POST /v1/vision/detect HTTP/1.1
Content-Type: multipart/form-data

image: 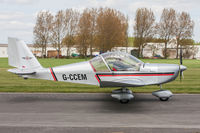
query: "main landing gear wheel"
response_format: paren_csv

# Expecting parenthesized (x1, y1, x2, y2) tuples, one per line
(120, 99, 130, 104)
(159, 97, 169, 101)
(111, 88, 134, 104)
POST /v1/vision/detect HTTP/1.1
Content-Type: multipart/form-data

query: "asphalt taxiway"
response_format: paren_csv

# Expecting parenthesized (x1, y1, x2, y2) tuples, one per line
(0, 93, 199, 133)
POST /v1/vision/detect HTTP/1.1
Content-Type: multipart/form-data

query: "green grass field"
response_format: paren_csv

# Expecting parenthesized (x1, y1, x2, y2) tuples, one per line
(0, 58, 200, 93)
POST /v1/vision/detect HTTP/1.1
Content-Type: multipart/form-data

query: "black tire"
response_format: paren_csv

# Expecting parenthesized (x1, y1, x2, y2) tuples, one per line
(159, 97, 169, 101)
(120, 99, 130, 104)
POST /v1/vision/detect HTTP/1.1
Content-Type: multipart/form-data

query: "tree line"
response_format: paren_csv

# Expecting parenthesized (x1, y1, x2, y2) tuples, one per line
(33, 8, 128, 58)
(134, 8, 194, 58)
(33, 7, 194, 58)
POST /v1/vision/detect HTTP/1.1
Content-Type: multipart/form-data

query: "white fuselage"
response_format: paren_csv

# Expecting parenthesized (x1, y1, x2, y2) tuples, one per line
(29, 61, 180, 88)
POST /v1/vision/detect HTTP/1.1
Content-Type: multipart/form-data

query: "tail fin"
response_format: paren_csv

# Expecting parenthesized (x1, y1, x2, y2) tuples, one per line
(8, 37, 42, 71)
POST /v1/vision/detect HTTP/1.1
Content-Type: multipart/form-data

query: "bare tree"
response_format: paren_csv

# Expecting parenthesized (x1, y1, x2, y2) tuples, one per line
(175, 12, 194, 58)
(77, 9, 90, 57)
(77, 8, 97, 57)
(33, 11, 53, 57)
(96, 8, 127, 52)
(133, 8, 155, 58)
(88, 8, 98, 57)
(62, 9, 80, 57)
(157, 8, 176, 58)
(51, 10, 66, 58)
(123, 15, 129, 52)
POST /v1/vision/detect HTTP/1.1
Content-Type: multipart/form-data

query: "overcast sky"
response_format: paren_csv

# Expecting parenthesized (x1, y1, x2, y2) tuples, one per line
(0, 0, 199, 44)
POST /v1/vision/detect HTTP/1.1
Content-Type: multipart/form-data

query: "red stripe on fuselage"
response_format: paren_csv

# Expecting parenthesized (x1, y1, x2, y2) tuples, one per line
(95, 75, 100, 84)
(98, 73, 174, 77)
(89, 61, 96, 72)
(90, 62, 100, 84)
(50, 68, 57, 81)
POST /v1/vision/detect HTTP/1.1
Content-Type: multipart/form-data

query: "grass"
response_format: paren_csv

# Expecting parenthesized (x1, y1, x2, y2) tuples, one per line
(0, 58, 200, 93)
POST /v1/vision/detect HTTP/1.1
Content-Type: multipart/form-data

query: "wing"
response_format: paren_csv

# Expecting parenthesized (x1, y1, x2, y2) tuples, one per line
(98, 77, 145, 87)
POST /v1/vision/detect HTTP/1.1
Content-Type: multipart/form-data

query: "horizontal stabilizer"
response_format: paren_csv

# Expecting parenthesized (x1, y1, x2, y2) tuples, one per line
(8, 68, 36, 75)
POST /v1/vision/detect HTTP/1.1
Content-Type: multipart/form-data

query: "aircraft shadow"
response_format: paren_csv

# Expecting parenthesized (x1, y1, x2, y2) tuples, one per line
(6, 93, 164, 113)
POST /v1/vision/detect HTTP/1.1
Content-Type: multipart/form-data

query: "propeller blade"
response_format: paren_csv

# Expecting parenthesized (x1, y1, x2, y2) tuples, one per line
(179, 45, 183, 82)
(180, 45, 183, 65)
(179, 65, 186, 82)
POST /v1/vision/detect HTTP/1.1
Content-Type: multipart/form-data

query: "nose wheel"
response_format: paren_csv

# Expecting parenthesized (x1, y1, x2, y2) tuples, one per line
(152, 85, 173, 101)
(120, 99, 130, 104)
(152, 89, 173, 101)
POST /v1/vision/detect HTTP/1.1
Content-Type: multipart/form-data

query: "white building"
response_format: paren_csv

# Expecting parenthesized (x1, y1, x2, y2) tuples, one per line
(0, 43, 200, 59)
(0, 44, 79, 58)
(112, 43, 200, 59)
(0, 44, 8, 57)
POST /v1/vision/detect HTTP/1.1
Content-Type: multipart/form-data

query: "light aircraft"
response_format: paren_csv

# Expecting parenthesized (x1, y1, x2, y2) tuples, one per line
(7, 38, 187, 103)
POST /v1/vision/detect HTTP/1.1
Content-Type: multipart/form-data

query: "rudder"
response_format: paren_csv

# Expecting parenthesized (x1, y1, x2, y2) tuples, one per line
(8, 37, 42, 70)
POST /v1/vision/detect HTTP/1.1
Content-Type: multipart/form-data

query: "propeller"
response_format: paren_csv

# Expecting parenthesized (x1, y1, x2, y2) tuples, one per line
(180, 45, 183, 81)
(179, 45, 187, 82)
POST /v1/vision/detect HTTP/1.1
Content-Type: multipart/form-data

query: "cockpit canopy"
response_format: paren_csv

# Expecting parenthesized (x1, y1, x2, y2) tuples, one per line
(90, 52, 143, 72)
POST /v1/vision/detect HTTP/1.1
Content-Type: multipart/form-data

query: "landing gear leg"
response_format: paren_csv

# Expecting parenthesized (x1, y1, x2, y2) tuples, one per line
(152, 85, 173, 101)
(111, 88, 134, 104)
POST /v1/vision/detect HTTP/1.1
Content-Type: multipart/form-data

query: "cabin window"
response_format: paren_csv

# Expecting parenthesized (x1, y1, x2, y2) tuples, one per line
(90, 56, 110, 72)
(102, 52, 143, 71)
